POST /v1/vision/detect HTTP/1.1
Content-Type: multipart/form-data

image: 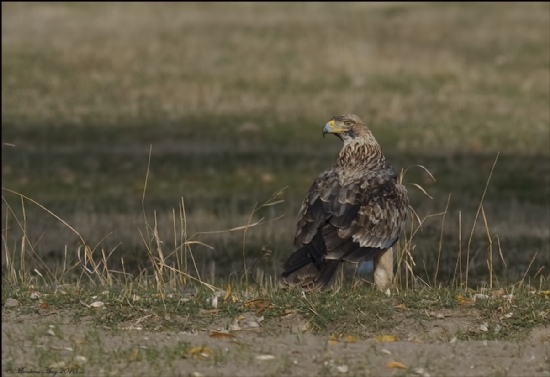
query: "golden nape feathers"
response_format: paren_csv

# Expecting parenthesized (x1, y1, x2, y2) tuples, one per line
(278, 114, 409, 295)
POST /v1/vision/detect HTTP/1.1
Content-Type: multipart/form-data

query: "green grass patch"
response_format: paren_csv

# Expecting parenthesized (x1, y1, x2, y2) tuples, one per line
(3, 284, 548, 341)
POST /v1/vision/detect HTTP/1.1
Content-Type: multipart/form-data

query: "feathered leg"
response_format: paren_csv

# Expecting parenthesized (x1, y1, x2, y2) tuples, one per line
(374, 247, 393, 296)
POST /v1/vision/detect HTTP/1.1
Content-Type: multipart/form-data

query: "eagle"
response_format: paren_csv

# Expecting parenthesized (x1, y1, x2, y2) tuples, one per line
(277, 114, 409, 295)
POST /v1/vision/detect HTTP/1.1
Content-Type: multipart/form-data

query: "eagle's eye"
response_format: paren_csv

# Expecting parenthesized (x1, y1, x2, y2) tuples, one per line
(344, 121, 352, 127)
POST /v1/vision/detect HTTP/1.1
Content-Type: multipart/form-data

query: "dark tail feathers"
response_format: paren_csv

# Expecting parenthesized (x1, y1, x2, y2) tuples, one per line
(277, 247, 340, 291)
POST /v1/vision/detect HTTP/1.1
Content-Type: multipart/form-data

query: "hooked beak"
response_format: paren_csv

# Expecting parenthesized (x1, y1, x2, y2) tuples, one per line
(322, 119, 335, 138)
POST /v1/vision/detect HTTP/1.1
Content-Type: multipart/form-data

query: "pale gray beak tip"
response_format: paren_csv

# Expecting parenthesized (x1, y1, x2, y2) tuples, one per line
(322, 122, 333, 137)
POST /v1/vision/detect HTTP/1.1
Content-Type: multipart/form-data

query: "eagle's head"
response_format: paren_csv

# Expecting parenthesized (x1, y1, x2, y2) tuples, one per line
(322, 114, 369, 141)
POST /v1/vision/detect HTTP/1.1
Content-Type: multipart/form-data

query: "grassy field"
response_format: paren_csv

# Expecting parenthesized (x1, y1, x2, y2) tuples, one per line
(2, 2, 549, 289)
(2, 3, 549, 376)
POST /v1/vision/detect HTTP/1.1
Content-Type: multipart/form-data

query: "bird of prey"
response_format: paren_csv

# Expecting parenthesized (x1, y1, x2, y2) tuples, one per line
(277, 114, 409, 295)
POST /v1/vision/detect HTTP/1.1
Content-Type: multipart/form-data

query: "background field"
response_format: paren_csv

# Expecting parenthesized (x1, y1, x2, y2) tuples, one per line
(2, 2, 549, 288)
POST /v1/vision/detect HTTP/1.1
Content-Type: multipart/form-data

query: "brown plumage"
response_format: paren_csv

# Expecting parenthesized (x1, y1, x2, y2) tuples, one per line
(277, 114, 409, 294)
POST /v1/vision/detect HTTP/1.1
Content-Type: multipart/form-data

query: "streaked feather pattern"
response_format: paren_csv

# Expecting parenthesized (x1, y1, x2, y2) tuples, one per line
(278, 114, 409, 291)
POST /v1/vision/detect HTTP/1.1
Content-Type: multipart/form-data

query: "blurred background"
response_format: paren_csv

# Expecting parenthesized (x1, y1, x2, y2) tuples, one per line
(2, 2, 549, 287)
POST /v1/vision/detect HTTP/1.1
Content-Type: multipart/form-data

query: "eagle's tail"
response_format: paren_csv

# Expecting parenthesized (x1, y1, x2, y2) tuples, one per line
(277, 247, 340, 291)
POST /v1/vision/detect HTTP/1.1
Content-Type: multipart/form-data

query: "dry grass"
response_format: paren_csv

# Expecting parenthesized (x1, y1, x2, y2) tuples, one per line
(2, 153, 548, 294)
(2, 148, 549, 289)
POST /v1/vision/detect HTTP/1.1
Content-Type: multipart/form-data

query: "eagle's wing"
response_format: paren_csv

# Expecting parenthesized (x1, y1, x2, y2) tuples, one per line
(280, 166, 408, 289)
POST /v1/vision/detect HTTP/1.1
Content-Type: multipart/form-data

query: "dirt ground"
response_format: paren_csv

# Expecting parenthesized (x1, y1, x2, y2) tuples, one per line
(2, 306, 549, 377)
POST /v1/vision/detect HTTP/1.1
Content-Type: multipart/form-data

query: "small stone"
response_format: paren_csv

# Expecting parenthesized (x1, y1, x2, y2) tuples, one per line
(336, 364, 349, 373)
(412, 367, 426, 375)
(4, 298, 20, 307)
(30, 292, 41, 300)
(74, 355, 87, 364)
(473, 294, 489, 301)
(256, 354, 275, 361)
(229, 324, 242, 331)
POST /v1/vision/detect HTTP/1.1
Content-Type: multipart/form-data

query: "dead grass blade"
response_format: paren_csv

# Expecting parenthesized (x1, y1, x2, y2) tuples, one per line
(481, 205, 493, 288)
(434, 194, 451, 287)
(519, 252, 538, 287)
(494, 235, 506, 268)
(2, 188, 86, 246)
(408, 183, 434, 200)
(194, 219, 266, 235)
(453, 211, 463, 288)
(160, 263, 218, 292)
(466, 152, 499, 287)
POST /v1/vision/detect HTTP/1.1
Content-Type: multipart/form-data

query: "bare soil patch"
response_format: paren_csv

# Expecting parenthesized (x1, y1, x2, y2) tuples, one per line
(3, 306, 549, 377)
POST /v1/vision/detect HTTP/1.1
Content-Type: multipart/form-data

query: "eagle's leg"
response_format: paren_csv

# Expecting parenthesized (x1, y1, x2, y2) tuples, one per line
(374, 247, 393, 296)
